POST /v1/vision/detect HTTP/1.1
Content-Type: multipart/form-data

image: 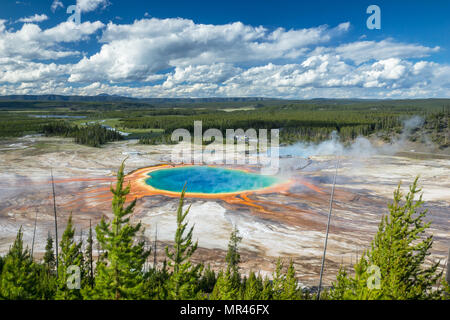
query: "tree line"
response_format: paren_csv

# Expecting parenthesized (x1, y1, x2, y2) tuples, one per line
(1, 102, 448, 147)
(41, 122, 123, 147)
(119, 108, 404, 144)
(0, 162, 448, 300)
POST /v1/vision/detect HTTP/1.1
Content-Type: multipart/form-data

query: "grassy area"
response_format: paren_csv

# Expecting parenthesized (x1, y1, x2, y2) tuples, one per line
(221, 106, 256, 112)
(120, 128, 164, 133)
(72, 118, 164, 134)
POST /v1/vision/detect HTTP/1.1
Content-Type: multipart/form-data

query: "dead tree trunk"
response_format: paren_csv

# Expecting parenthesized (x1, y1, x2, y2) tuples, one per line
(317, 156, 339, 300)
(89, 219, 94, 288)
(446, 247, 450, 283)
(31, 209, 38, 259)
(51, 169, 59, 277)
(153, 224, 158, 269)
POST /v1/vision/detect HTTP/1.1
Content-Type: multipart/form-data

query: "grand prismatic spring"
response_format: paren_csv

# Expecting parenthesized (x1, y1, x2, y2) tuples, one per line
(145, 166, 283, 195)
(123, 164, 295, 208)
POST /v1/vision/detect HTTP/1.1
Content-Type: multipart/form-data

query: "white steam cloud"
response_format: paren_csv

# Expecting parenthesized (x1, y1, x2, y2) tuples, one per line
(276, 115, 427, 160)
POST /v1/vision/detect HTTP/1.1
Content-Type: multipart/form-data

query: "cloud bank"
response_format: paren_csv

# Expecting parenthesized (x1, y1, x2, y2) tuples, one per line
(1, 14, 449, 99)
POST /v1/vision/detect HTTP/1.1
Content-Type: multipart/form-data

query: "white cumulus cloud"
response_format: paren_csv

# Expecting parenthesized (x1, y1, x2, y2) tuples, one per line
(17, 14, 48, 23)
(0, 15, 449, 99)
(77, 0, 110, 12)
(69, 18, 350, 83)
(335, 39, 440, 64)
(51, 0, 64, 12)
(0, 20, 104, 61)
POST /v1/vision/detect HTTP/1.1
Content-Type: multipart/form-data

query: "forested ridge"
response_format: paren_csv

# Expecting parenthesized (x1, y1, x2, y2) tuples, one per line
(0, 99, 448, 148)
(0, 162, 448, 300)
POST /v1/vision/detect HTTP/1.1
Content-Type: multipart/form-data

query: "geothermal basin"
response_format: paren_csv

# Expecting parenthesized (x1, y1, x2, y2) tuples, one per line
(0, 135, 448, 286)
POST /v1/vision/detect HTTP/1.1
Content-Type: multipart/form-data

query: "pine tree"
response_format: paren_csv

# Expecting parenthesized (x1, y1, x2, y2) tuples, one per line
(78, 229, 86, 285)
(0, 227, 38, 300)
(84, 220, 94, 289)
(0, 255, 4, 275)
(43, 232, 55, 273)
(267, 259, 302, 300)
(210, 269, 239, 300)
(165, 186, 202, 299)
(261, 276, 273, 300)
(329, 177, 447, 300)
(88, 160, 150, 300)
(280, 260, 301, 300)
(37, 232, 58, 299)
(146, 259, 170, 300)
(226, 227, 242, 271)
(198, 264, 217, 293)
(225, 226, 242, 288)
(55, 214, 83, 300)
(238, 275, 247, 298)
(242, 271, 263, 300)
(143, 263, 170, 300)
(271, 258, 285, 300)
(35, 263, 57, 300)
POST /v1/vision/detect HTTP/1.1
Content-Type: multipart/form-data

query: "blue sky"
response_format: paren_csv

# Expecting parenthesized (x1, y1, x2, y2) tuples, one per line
(1, 0, 449, 98)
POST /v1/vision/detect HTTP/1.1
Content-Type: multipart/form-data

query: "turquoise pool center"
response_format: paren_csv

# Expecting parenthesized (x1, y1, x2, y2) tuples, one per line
(145, 166, 281, 194)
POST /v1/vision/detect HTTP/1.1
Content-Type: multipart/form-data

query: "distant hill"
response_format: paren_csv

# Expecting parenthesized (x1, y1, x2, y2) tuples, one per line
(1, 95, 449, 104)
(0, 95, 273, 103)
(0, 94, 135, 102)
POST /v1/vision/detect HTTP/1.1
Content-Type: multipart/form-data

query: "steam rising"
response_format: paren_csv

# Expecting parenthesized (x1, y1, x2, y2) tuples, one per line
(402, 115, 424, 133)
(276, 116, 427, 159)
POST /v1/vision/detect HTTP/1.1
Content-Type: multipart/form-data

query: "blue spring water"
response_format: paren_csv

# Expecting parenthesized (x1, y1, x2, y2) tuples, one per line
(145, 166, 281, 194)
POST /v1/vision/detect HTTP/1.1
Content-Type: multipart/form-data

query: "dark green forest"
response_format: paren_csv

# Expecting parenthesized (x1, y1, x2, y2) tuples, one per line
(41, 122, 123, 147)
(0, 162, 448, 300)
(0, 98, 448, 148)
